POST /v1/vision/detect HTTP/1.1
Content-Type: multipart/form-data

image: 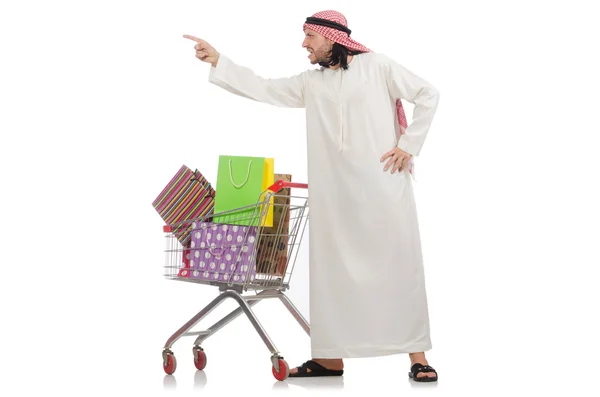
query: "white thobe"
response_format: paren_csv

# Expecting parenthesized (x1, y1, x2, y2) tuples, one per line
(208, 52, 440, 358)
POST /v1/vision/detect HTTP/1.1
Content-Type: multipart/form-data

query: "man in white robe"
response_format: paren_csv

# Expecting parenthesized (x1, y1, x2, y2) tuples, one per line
(184, 9, 440, 381)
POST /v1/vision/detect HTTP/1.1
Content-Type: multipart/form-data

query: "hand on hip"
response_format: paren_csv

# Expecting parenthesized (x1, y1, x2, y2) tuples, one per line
(381, 147, 412, 174)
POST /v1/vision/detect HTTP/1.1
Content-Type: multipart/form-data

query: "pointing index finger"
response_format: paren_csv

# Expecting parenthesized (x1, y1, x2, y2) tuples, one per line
(183, 34, 204, 44)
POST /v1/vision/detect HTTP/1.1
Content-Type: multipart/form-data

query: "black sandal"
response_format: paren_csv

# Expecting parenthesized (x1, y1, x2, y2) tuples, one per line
(409, 363, 438, 382)
(288, 360, 344, 378)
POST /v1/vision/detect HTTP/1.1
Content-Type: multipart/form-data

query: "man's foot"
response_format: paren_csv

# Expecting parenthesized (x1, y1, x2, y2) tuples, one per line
(408, 352, 437, 381)
(289, 358, 344, 377)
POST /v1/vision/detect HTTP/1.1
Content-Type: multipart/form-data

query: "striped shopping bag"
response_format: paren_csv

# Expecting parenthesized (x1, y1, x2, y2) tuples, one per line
(152, 165, 215, 247)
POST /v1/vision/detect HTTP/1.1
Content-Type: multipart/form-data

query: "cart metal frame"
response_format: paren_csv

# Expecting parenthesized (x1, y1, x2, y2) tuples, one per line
(160, 180, 310, 380)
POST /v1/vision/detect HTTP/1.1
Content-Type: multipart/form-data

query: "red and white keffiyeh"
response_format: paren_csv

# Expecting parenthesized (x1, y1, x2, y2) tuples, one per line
(303, 10, 371, 53)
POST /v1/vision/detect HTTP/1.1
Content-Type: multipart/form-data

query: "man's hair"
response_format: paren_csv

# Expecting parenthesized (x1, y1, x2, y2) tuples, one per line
(320, 43, 366, 70)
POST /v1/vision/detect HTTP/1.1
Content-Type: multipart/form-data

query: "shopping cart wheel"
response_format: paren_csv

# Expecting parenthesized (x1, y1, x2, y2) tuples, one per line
(193, 347, 207, 371)
(163, 351, 177, 375)
(272, 358, 290, 381)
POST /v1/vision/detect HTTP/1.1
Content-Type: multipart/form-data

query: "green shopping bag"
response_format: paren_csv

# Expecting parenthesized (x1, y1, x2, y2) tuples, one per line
(212, 155, 274, 227)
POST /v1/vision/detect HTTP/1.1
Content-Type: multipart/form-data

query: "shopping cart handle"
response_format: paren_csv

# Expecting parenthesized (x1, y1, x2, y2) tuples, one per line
(163, 225, 172, 232)
(268, 180, 308, 193)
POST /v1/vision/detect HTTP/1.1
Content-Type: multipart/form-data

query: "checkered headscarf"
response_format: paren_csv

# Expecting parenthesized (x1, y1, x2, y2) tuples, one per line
(303, 10, 409, 136)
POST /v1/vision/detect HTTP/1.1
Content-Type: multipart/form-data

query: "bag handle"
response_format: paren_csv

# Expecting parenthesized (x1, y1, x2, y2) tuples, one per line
(229, 159, 253, 189)
(208, 246, 223, 258)
(190, 169, 215, 198)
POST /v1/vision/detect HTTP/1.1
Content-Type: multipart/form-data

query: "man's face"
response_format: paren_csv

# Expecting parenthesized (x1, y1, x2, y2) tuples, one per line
(302, 29, 333, 64)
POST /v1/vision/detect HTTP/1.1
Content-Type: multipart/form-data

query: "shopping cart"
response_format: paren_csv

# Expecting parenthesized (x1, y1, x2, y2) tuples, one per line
(161, 180, 310, 381)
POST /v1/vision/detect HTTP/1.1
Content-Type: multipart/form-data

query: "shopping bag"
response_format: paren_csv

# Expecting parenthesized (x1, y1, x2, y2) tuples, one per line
(179, 221, 258, 283)
(256, 174, 292, 276)
(262, 157, 275, 226)
(152, 165, 215, 247)
(178, 248, 192, 278)
(212, 155, 274, 227)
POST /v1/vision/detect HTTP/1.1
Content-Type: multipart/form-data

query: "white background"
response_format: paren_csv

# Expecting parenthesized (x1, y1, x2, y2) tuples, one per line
(1, 0, 599, 396)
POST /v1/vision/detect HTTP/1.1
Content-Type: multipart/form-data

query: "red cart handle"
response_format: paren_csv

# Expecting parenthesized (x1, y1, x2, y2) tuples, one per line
(267, 180, 308, 193)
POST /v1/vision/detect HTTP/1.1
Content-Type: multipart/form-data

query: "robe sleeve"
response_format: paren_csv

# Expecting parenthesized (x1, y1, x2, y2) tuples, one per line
(381, 54, 440, 156)
(208, 55, 306, 108)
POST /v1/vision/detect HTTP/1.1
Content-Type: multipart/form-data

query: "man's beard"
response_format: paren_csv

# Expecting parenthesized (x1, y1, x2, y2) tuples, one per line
(309, 47, 331, 65)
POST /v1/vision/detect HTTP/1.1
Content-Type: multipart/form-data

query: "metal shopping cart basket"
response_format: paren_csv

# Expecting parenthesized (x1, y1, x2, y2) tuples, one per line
(161, 180, 310, 381)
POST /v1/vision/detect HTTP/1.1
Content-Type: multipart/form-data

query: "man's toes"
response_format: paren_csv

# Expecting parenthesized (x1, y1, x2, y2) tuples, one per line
(416, 371, 435, 378)
(290, 367, 311, 375)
